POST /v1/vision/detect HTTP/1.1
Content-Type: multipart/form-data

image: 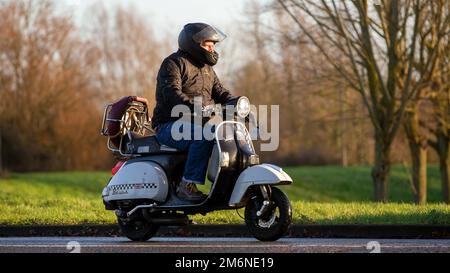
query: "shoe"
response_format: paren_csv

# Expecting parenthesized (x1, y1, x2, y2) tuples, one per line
(177, 180, 206, 201)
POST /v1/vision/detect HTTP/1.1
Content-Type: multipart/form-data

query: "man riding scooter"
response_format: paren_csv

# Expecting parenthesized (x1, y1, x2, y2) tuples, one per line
(101, 24, 293, 241)
(151, 23, 234, 201)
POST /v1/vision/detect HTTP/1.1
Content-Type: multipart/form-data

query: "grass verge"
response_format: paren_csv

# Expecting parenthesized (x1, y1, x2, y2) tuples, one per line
(0, 168, 448, 225)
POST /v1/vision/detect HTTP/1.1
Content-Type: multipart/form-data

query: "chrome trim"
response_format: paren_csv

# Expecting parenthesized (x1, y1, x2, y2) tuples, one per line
(256, 200, 271, 217)
(220, 152, 230, 167)
(100, 104, 113, 136)
(127, 203, 157, 217)
(160, 145, 178, 152)
(106, 130, 136, 157)
(249, 154, 260, 165)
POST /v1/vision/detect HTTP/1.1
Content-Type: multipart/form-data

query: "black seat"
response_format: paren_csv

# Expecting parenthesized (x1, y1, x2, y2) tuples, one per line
(125, 131, 185, 155)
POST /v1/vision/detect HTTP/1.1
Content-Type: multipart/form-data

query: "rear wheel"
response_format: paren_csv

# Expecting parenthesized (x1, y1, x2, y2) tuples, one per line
(117, 217, 159, 241)
(245, 187, 292, 241)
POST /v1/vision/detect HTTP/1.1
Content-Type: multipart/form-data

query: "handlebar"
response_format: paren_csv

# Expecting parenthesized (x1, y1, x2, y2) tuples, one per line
(201, 104, 224, 117)
(184, 103, 254, 125)
(202, 104, 255, 124)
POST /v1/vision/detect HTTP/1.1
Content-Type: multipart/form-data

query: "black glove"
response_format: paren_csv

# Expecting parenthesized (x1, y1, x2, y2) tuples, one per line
(225, 96, 240, 105)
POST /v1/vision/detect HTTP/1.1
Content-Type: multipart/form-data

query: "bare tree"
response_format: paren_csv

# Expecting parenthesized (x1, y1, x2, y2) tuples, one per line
(427, 17, 450, 203)
(87, 3, 162, 108)
(0, 0, 170, 171)
(0, 0, 98, 170)
(237, 0, 373, 166)
(401, 1, 450, 204)
(277, 0, 449, 202)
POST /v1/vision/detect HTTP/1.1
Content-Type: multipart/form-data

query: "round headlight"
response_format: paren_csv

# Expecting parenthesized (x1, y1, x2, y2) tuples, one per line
(236, 96, 251, 118)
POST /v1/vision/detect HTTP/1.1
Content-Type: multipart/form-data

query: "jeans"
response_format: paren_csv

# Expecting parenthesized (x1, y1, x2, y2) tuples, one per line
(155, 121, 215, 184)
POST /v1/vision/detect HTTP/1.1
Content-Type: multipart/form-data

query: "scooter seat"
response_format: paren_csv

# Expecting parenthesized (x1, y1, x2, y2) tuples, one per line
(126, 131, 184, 155)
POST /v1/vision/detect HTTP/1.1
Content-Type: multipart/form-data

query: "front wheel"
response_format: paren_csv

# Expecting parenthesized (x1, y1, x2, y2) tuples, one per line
(117, 217, 159, 241)
(244, 187, 292, 241)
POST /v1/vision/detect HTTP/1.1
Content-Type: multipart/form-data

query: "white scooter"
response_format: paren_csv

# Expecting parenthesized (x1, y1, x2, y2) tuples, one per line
(100, 96, 293, 241)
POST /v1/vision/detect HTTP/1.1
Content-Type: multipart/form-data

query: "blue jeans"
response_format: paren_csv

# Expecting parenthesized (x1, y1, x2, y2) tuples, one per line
(155, 121, 215, 184)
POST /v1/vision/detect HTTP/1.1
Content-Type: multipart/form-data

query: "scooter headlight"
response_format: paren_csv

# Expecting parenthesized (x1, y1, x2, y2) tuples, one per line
(236, 96, 250, 118)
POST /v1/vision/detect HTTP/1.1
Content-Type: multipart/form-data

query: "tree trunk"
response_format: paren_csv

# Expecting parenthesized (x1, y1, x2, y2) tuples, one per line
(440, 156, 450, 204)
(404, 109, 428, 205)
(409, 141, 427, 204)
(339, 85, 348, 167)
(371, 136, 391, 203)
(437, 132, 450, 203)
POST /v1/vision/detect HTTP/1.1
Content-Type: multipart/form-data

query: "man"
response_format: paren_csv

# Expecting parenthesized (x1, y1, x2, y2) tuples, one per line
(151, 23, 234, 201)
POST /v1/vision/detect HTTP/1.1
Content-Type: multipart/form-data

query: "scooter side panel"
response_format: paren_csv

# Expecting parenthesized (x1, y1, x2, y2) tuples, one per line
(102, 161, 169, 202)
(228, 164, 293, 206)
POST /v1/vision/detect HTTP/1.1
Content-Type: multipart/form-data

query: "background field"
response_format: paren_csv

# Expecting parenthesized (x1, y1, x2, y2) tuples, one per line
(1, 166, 449, 225)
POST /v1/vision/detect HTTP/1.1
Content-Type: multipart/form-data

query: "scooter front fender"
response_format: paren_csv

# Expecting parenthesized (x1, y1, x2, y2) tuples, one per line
(228, 164, 292, 207)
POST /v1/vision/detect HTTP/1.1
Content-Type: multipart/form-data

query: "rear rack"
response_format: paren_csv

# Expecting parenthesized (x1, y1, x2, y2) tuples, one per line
(100, 96, 154, 157)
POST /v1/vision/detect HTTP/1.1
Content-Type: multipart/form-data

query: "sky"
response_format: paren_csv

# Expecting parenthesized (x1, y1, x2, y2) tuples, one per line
(60, 0, 255, 78)
(62, 0, 248, 40)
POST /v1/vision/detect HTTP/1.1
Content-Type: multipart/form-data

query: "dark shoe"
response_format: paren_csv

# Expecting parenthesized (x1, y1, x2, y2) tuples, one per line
(177, 181, 206, 201)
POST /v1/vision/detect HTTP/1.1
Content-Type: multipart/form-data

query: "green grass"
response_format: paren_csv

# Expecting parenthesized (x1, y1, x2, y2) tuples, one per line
(0, 166, 449, 226)
(281, 165, 444, 203)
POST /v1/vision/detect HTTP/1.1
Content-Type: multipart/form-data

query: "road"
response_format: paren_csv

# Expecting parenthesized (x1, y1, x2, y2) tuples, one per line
(0, 237, 449, 253)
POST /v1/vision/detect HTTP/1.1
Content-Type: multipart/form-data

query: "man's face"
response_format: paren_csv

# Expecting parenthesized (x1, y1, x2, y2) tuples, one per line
(200, 41, 216, 52)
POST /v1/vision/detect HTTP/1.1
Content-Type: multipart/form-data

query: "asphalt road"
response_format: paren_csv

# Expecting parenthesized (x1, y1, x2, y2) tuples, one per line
(0, 237, 449, 253)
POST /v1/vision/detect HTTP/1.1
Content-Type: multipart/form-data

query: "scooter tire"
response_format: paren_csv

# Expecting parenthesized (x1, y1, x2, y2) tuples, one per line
(244, 187, 292, 241)
(117, 218, 160, 242)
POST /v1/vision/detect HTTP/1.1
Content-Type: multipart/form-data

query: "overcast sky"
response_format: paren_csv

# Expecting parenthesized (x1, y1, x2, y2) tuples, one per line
(62, 0, 247, 40)
(59, 0, 273, 81)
